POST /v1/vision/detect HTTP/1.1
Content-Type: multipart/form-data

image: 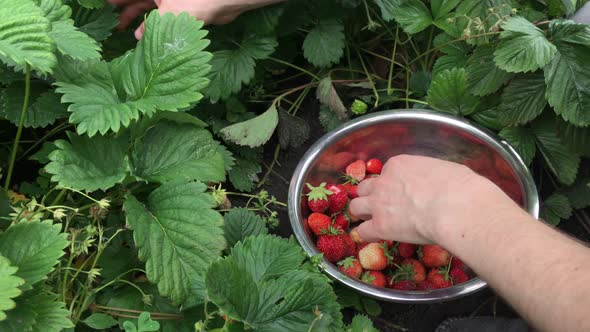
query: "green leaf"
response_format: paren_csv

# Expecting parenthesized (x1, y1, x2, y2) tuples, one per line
(466, 45, 513, 96)
(427, 68, 479, 115)
(50, 20, 101, 60)
(228, 157, 262, 192)
(0, 0, 56, 74)
(73, 4, 118, 41)
(317, 77, 349, 121)
(556, 119, 590, 156)
(55, 11, 212, 136)
(277, 109, 310, 149)
(561, 178, 590, 209)
(498, 73, 547, 126)
(1, 83, 68, 128)
(29, 293, 73, 332)
(499, 127, 537, 166)
(303, 19, 345, 67)
(360, 298, 382, 317)
(432, 53, 468, 78)
(544, 20, 590, 126)
(0, 255, 24, 321)
(319, 105, 345, 132)
(220, 105, 279, 148)
(433, 33, 470, 56)
(469, 96, 503, 130)
(205, 235, 343, 331)
(123, 312, 160, 332)
(372, 0, 398, 21)
(77, 0, 104, 9)
(207, 35, 277, 102)
(0, 190, 10, 218)
(540, 194, 572, 225)
(347, 315, 379, 332)
(494, 16, 557, 73)
(82, 313, 118, 329)
(392, 0, 433, 34)
(34, 0, 71, 22)
(532, 118, 580, 185)
(224, 208, 269, 248)
(0, 221, 68, 291)
(30, 142, 57, 164)
(131, 121, 225, 184)
(45, 131, 129, 191)
(124, 181, 226, 306)
(431, 0, 461, 18)
(455, 0, 512, 43)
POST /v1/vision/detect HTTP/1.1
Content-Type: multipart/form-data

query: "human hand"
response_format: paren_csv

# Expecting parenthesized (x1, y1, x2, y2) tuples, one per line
(349, 155, 517, 244)
(109, 0, 251, 39)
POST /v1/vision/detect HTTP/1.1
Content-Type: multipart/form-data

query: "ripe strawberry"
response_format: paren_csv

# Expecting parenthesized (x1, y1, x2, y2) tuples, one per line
(392, 280, 417, 291)
(398, 243, 416, 258)
(326, 184, 348, 213)
(419, 245, 451, 268)
(341, 232, 356, 257)
(338, 257, 362, 279)
(417, 280, 436, 290)
(366, 158, 383, 174)
(307, 213, 331, 236)
(450, 267, 469, 285)
(345, 160, 366, 183)
(316, 231, 346, 263)
(306, 183, 332, 213)
(358, 242, 388, 271)
(379, 240, 395, 248)
(450, 256, 464, 270)
(361, 270, 386, 287)
(398, 259, 426, 283)
(333, 213, 349, 232)
(342, 183, 359, 199)
(427, 269, 453, 289)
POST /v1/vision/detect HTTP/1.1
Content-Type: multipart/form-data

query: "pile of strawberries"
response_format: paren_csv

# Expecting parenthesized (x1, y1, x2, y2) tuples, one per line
(305, 158, 471, 290)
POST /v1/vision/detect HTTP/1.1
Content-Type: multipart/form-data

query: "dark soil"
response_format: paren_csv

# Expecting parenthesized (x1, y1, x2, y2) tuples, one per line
(260, 101, 589, 332)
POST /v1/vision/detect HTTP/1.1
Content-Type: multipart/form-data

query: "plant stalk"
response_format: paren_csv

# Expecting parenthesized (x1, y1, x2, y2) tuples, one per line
(4, 64, 31, 191)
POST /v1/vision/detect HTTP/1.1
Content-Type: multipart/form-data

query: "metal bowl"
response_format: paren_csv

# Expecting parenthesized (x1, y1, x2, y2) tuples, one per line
(288, 110, 539, 303)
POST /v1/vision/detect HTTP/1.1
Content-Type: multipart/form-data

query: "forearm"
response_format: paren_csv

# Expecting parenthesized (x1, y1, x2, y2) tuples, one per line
(433, 181, 590, 332)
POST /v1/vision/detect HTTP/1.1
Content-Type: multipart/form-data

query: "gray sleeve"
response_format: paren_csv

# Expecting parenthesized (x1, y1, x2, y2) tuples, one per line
(572, 2, 590, 23)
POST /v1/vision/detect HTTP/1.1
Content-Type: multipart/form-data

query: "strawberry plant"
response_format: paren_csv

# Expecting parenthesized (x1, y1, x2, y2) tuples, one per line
(1, 0, 589, 330)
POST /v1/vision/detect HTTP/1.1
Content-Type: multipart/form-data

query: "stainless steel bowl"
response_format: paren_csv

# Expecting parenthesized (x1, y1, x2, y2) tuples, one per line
(288, 110, 539, 303)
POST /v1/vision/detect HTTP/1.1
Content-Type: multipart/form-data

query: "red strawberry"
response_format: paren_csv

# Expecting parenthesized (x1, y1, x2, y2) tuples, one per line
(392, 280, 417, 291)
(316, 231, 346, 262)
(326, 184, 348, 213)
(346, 160, 366, 183)
(361, 270, 386, 287)
(354, 242, 368, 259)
(427, 269, 453, 289)
(342, 183, 359, 198)
(398, 259, 426, 283)
(450, 267, 469, 285)
(341, 232, 356, 257)
(379, 240, 395, 248)
(333, 213, 349, 232)
(398, 243, 416, 258)
(420, 245, 451, 268)
(306, 183, 332, 213)
(450, 256, 464, 270)
(417, 280, 436, 290)
(338, 257, 362, 279)
(307, 213, 331, 236)
(358, 242, 388, 271)
(366, 158, 383, 174)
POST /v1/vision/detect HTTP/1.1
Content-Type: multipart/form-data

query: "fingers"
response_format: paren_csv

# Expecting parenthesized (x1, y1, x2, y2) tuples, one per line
(134, 22, 145, 39)
(349, 197, 372, 220)
(118, 1, 156, 30)
(357, 177, 376, 197)
(355, 220, 383, 243)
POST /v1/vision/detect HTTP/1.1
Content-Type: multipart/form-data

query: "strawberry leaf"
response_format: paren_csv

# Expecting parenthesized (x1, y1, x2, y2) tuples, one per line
(499, 127, 537, 166)
(72, 4, 118, 41)
(556, 119, 590, 156)
(0, 221, 68, 291)
(540, 194, 572, 225)
(372, 0, 397, 21)
(131, 120, 226, 184)
(277, 109, 310, 149)
(466, 45, 513, 96)
(205, 235, 343, 331)
(223, 208, 268, 247)
(347, 315, 379, 332)
(124, 181, 226, 306)
(0, 0, 56, 74)
(228, 157, 262, 192)
(0, 255, 24, 321)
(0, 291, 72, 332)
(45, 131, 129, 191)
(392, 0, 433, 34)
(1, 84, 68, 128)
(494, 16, 557, 73)
(82, 313, 118, 329)
(498, 73, 547, 126)
(303, 19, 345, 68)
(55, 11, 212, 136)
(220, 104, 279, 148)
(317, 77, 349, 121)
(49, 20, 101, 60)
(427, 68, 479, 115)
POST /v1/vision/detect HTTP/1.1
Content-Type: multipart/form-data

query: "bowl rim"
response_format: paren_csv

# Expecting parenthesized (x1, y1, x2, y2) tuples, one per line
(288, 109, 540, 303)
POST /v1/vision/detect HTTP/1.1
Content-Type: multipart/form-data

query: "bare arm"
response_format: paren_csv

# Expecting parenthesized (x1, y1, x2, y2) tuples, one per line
(350, 155, 590, 332)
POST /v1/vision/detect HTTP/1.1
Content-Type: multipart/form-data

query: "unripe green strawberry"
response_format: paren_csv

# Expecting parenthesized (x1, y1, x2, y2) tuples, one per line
(351, 99, 368, 115)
